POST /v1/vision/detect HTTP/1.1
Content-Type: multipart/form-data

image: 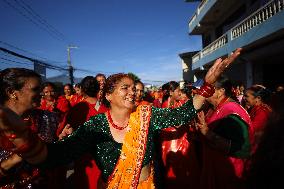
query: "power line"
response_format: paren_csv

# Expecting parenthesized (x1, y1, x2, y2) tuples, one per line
(0, 47, 68, 71)
(0, 41, 65, 64)
(2, 0, 66, 43)
(0, 56, 33, 66)
(14, 0, 68, 42)
(0, 41, 66, 66)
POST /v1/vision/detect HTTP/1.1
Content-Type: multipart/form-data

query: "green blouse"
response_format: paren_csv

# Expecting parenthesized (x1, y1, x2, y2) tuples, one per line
(45, 100, 197, 181)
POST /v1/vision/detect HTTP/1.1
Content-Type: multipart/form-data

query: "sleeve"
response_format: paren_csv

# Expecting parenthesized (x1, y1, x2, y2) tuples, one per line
(42, 118, 109, 167)
(252, 110, 270, 132)
(212, 114, 250, 158)
(150, 100, 197, 131)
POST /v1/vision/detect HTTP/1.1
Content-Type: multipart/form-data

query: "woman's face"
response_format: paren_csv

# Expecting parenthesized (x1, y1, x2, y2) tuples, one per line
(107, 77, 135, 110)
(135, 83, 144, 102)
(96, 76, 106, 90)
(42, 85, 56, 101)
(15, 77, 41, 111)
(74, 86, 82, 95)
(171, 87, 182, 101)
(64, 85, 72, 96)
(206, 87, 223, 107)
(244, 90, 257, 107)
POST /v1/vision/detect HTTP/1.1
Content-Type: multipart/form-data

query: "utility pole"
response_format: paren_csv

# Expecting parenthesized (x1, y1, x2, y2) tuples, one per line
(67, 45, 77, 86)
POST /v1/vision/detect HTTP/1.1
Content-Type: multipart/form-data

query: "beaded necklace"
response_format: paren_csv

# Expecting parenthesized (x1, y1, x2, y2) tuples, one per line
(107, 110, 128, 130)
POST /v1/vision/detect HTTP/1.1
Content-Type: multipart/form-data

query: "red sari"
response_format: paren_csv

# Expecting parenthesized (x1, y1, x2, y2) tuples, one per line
(159, 99, 200, 189)
(0, 110, 64, 189)
(202, 100, 252, 189)
(64, 100, 108, 189)
(69, 94, 84, 107)
(249, 104, 271, 152)
(40, 96, 70, 113)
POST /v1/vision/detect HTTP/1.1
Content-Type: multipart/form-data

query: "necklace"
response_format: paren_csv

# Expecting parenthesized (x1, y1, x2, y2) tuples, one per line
(107, 110, 128, 130)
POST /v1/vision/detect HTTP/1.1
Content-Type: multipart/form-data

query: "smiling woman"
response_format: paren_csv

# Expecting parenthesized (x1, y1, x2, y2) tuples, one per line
(0, 48, 241, 189)
(0, 68, 65, 188)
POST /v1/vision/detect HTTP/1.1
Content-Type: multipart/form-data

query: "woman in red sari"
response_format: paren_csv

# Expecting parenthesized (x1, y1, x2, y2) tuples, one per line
(62, 76, 108, 189)
(197, 76, 253, 189)
(70, 83, 84, 106)
(243, 85, 271, 152)
(63, 84, 74, 102)
(135, 81, 150, 107)
(39, 82, 70, 114)
(158, 81, 200, 188)
(0, 68, 65, 189)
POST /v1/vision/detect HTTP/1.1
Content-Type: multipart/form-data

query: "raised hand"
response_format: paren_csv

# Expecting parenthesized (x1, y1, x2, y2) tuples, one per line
(205, 48, 242, 84)
(58, 124, 73, 140)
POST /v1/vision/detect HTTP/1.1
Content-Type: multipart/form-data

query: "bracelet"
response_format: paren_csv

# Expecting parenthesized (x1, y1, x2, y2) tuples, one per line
(197, 82, 215, 98)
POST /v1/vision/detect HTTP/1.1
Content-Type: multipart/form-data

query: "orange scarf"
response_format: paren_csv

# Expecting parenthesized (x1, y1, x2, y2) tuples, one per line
(107, 105, 154, 189)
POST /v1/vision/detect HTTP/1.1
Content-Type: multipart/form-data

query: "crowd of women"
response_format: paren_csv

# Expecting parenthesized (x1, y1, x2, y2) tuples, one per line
(0, 48, 283, 189)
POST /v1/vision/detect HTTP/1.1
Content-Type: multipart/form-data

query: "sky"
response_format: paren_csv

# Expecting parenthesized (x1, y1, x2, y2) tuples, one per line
(0, 0, 201, 85)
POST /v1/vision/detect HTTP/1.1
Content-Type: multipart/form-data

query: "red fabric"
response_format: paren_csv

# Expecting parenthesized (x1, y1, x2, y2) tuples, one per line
(0, 113, 65, 189)
(64, 100, 108, 189)
(249, 104, 271, 132)
(201, 101, 252, 189)
(69, 94, 84, 106)
(249, 104, 271, 152)
(152, 99, 162, 108)
(159, 99, 200, 188)
(39, 97, 70, 113)
(135, 100, 150, 107)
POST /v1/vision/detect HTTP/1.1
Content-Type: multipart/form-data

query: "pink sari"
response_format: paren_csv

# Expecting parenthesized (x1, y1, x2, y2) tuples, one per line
(201, 101, 252, 189)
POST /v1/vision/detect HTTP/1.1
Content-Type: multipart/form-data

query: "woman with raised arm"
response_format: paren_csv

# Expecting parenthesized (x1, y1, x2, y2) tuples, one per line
(0, 49, 241, 189)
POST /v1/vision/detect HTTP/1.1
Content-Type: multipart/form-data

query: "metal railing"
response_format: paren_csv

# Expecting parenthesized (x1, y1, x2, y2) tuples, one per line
(202, 34, 228, 57)
(197, 0, 208, 14)
(188, 0, 208, 28)
(192, 0, 284, 65)
(192, 52, 201, 63)
(192, 34, 227, 64)
(231, 0, 284, 39)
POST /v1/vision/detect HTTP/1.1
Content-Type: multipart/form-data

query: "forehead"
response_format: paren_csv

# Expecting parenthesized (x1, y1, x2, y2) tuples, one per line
(136, 83, 144, 88)
(43, 85, 54, 91)
(117, 77, 134, 86)
(97, 76, 106, 81)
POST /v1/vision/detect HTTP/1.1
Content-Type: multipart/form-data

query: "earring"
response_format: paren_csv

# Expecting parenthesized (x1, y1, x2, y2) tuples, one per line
(10, 93, 18, 102)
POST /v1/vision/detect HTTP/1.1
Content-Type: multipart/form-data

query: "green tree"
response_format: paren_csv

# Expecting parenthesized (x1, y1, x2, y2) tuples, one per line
(127, 72, 141, 82)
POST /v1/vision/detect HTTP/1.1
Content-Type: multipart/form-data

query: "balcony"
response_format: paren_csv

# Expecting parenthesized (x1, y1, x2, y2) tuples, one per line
(188, 0, 241, 34)
(192, 0, 284, 70)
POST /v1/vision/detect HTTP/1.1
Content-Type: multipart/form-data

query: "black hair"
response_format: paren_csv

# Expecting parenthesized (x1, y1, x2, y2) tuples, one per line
(247, 85, 271, 104)
(80, 76, 100, 97)
(215, 75, 239, 102)
(0, 68, 41, 105)
(162, 81, 179, 103)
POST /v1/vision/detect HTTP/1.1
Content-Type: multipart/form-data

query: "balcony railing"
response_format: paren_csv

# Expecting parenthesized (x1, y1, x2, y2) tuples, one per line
(192, 52, 201, 63)
(197, 0, 208, 14)
(231, 0, 284, 40)
(188, 0, 208, 28)
(192, 0, 284, 65)
(189, 13, 197, 28)
(202, 34, 228, 57)
(192, 34, 227, 64)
